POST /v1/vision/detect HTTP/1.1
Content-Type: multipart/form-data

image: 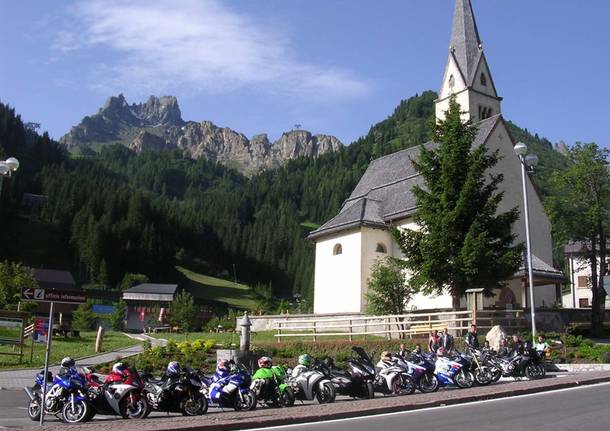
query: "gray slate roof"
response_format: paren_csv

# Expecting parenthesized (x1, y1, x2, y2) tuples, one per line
(32, 269, 77, 290)
(309, 115, 501, 239)
(124, 283, 178, 295)
(450, 0, 482, 85)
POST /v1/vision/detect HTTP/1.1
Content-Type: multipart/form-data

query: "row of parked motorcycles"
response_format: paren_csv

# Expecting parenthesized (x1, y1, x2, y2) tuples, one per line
(24, 344, 546, 424)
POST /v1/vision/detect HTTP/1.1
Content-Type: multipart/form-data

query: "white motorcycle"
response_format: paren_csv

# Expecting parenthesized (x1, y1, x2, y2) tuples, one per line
(288, 365, 336, 404)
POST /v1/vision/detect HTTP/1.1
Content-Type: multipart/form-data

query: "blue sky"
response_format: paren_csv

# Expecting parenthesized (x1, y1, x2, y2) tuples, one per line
(1, 0, 609, 149)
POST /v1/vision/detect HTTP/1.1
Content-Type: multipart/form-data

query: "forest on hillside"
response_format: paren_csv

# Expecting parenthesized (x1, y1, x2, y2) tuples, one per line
(0, 91, 571, 309)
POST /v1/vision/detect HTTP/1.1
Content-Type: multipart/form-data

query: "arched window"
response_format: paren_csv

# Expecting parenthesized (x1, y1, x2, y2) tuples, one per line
(448, 74, 455, 90)
(333, 244, 343, 256)
(376, 243, 387, 253)
(480, 73, 487, 87)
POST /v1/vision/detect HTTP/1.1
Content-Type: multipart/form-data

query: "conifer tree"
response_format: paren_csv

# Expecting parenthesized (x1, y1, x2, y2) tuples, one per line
(393, 97, 522, 309)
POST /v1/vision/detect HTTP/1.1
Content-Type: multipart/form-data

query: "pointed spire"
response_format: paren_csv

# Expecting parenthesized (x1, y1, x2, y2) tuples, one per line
(450, 0, 482, 85)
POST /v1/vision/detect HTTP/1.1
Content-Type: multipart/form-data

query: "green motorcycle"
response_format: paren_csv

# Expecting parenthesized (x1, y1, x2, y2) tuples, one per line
(250, 365, 295, 408)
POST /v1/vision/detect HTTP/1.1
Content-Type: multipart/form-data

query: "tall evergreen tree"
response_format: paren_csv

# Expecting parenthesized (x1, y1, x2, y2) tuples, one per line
(393, 97, 523, 309)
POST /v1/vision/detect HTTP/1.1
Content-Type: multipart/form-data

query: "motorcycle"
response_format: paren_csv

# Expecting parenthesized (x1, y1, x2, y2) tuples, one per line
(83, 366, 150, 419)
(489, 346, 544, 380)
(462, 349, 493, 386)
(141, 367, 208, 416)
(395, 354, 439, 393)
(374, 357, 416, 396)
(319, 349, 375, 399)
(199, 362, 256, 411)
(24, 368, 90, 424)
(288, 361, 336, 404)
(434, 353, 475, 389)
(250, 365, 295, 407)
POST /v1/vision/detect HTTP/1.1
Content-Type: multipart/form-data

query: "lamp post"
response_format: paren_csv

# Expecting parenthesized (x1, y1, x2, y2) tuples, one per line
(513, 142, 538, 344)
(0, 157, 20, 200)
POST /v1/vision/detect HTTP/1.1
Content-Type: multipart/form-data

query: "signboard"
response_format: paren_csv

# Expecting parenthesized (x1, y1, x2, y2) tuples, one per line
(604, 276, 610, 297)
(21, 288, 86, 304)
(33, 318, 50, 344)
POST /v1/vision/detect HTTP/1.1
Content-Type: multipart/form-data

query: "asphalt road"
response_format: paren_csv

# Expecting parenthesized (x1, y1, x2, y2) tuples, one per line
(249, 382, 610, 431)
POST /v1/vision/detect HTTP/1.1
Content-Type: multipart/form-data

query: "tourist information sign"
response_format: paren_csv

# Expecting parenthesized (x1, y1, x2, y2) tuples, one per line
(21, 287, 86, 304)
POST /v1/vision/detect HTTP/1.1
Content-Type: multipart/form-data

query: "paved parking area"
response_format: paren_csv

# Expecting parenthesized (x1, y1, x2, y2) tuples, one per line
(3, 371, 610, 431)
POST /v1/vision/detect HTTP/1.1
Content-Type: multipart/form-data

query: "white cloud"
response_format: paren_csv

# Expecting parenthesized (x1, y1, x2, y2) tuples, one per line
(55, 0, 369, 100)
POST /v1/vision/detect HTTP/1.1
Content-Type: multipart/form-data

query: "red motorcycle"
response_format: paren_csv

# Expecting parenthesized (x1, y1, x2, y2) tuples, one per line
(83, 364, 150, 420)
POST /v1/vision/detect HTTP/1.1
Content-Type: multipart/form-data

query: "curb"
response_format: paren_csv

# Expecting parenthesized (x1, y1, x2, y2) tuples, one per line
(163, 376, 610, 431)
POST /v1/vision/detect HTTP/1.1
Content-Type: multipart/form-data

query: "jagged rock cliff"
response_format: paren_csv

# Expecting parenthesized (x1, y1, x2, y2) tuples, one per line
(61, 95, 342, 175)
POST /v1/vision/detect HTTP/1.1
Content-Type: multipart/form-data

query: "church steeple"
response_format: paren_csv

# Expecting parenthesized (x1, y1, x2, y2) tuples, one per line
(435, 0, 502, 122)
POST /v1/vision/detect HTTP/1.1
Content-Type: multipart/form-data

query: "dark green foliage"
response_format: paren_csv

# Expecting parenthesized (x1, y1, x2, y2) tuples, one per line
(110, 299, 127, 331)
(170, 290, 196, 331)
(366, 258, 416, 315)
(72, 302, 96, 330)
(0, 261, 38, 310)
(119, 273, 150, 291)
(393, 97, 523, 308)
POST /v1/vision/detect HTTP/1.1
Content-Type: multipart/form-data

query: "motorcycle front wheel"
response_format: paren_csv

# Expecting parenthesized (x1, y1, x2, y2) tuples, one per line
(315, 382, 336, 404)
(418, 372, 439, 393)
(278, 387, 295, 407)
(474, 367, 493, 386)
(364, 381, 375, 399)
(27, 395, 41, 422)
(454, 370, 475, 389)
(181, 394, 207, 416)
(234, 390, 257, 411)
(525, 364, 541, 380)
(61, 399, 90, 423)
(120, 394, 149, 419)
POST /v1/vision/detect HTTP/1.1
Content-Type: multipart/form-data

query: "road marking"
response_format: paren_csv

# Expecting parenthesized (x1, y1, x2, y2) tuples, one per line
(245, 382, 610, 430)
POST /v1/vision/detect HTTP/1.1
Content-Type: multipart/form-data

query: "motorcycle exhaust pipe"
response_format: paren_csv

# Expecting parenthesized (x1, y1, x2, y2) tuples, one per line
(23, 387, 34, 400)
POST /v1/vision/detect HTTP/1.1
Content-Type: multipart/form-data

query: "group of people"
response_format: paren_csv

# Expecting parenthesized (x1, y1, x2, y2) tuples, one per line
(396, 324, 554, 359)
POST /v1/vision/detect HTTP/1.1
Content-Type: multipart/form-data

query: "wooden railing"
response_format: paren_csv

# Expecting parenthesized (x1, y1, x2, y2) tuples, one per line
(274, 309, 526, 342)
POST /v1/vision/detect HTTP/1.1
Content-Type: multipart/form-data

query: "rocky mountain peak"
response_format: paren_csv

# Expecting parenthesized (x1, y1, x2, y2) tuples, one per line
(61, 95, 343, 174)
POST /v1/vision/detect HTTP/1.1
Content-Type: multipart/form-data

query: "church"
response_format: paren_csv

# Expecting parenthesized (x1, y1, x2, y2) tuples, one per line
(309, 0, 563, 314)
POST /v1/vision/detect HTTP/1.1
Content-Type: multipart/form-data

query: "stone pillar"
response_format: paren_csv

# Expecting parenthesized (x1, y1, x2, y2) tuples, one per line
(240, 311, 252, 353)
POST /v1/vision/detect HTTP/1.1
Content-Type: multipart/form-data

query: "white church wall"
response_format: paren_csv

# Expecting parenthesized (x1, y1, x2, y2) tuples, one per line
(488, 122, 554, 264)
(360, 227, 395, 312)
(313, 229, 363, 314)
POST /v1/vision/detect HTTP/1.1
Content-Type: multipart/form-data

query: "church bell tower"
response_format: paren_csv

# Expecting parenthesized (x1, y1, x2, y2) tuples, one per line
(435, 0, 503, 122)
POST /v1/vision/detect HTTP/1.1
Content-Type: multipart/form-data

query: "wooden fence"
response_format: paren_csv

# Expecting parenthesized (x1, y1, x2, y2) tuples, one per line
(274, 309, 526, 342)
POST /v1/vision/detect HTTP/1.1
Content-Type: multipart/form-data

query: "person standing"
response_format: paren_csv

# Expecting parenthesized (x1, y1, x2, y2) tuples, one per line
(440, 328, 454, 352)
(428, 330, 441, 352)
(466, 324, 480, 349)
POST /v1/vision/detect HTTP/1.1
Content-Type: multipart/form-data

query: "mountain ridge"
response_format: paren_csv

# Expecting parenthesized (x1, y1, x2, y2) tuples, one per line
(60, 94, 342, 175)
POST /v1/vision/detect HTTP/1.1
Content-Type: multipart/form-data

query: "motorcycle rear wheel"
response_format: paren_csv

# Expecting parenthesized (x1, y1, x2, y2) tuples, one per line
(315, 382, 336, 404)
(62, 399, 90, 423)
(400, 375, 416, 395)
(234, 390, 257, 411)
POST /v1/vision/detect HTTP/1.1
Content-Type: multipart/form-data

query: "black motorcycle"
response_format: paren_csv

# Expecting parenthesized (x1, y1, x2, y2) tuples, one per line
(141, 367, 208, 416)
(320, 347, 375, 399)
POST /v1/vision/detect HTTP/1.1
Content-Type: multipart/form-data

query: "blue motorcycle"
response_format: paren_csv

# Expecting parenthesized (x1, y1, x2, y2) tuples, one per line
(395, 354, 439, 393)
(433, 353, 475, 389)
(25, 368, 90, 423)
(200, 362, 256, 411)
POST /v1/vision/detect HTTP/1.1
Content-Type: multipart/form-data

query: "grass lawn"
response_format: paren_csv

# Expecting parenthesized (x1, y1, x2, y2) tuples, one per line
(0, 331, 138, 370)
(177, 266, 257, 310)
(300, 220, 321, 230)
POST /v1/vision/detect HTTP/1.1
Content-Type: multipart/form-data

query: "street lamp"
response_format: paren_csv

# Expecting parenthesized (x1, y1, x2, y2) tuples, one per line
(514, 142, 537, 343)
(0, 156, 20, 200)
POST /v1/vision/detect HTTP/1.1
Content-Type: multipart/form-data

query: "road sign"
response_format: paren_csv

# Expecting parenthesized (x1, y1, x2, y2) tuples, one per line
(21, 287, 86, 304)
(33, 318, 50, 343)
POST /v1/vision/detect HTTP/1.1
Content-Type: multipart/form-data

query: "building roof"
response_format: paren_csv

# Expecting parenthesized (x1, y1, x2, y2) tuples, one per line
(564, 241, 610, 255)
(124, 284, 178, 295)
(31, 269, 76, 290)
(450, 0, 483, 86)
(309, 115, 501, 240)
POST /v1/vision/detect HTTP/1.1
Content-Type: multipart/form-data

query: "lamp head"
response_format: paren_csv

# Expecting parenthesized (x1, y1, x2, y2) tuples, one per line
(514, 142, 528, 157)
(5, 157, 19, 172)
(525, 154, 539, 167)
(0, 162, 9, 176)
